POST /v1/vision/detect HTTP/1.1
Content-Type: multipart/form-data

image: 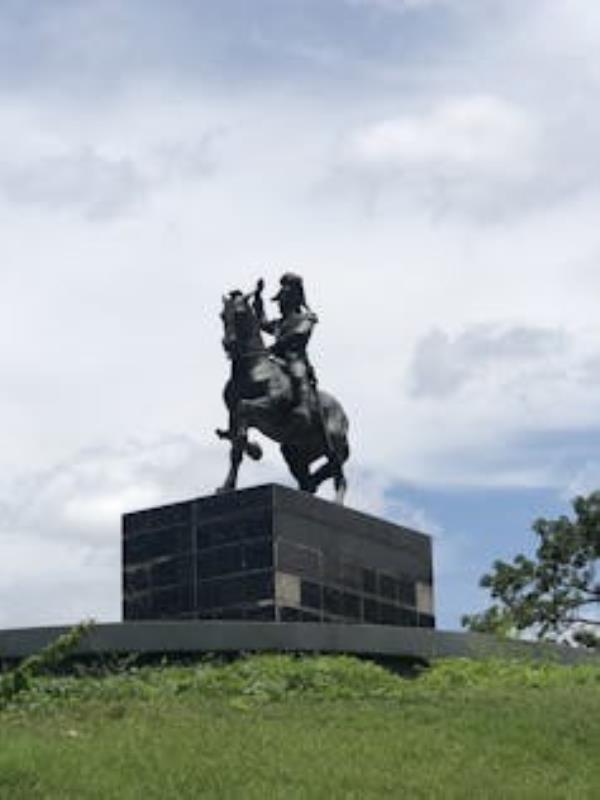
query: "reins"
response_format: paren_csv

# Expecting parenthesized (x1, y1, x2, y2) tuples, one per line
(232, 348, 269, 361)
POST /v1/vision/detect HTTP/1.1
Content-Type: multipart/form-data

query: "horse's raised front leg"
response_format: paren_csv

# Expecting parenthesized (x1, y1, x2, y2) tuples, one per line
(216, 426, 262, 461)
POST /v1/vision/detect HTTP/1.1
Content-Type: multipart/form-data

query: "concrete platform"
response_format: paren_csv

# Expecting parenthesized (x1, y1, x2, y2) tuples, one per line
(1, 621, 598, 664)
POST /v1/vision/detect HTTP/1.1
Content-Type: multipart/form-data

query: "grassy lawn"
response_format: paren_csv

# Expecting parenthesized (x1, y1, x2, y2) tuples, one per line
(1, 655, 599, 799)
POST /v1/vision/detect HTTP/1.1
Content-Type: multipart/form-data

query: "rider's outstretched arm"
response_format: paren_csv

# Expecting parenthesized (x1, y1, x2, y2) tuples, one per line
(252, 289, 277, 335)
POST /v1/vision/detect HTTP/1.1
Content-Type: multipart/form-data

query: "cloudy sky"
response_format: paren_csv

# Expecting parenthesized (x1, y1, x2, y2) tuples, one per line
(2, 0, 600, 631)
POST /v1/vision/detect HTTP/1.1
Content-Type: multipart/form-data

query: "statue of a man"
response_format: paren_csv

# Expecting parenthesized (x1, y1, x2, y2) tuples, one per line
(254, 273, 318, 422)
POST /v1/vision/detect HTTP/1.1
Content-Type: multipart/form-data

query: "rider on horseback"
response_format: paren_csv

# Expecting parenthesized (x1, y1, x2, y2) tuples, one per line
(253, 273, 318, 423)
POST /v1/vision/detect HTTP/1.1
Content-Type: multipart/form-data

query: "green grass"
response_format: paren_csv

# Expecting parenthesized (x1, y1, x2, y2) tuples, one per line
(1, 655, 600, 799)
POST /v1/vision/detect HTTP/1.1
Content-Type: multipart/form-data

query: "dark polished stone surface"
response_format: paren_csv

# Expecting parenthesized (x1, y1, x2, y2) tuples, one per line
(122, 484, 435, 627)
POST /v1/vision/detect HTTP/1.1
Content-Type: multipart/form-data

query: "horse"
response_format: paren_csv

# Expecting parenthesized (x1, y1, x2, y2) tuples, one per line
(216, 290, 350, 503)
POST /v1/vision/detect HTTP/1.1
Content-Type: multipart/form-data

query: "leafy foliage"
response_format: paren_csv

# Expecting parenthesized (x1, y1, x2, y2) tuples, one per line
(463, 492, 600, 647)
(0, 621, 94, 708)
(2, 653, 599, 714)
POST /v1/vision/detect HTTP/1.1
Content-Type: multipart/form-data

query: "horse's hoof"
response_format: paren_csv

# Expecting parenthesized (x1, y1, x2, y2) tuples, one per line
(215, 429, 230, 440)
(246, 442, 263, 461)
(216, 486, 232, 495)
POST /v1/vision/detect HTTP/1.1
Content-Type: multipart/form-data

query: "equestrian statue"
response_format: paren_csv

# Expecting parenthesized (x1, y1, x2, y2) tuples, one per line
(216, 273, 350, 503)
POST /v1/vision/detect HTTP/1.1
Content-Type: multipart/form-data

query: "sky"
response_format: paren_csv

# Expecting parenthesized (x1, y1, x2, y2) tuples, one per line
(2, 0, 600, 631)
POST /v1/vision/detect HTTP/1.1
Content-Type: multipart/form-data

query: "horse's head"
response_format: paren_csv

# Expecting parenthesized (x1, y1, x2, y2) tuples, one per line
(220, 290, 260, 359)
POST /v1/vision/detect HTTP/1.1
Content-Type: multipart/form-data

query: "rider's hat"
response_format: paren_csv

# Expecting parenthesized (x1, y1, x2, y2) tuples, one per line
(272, 272, 307, 307)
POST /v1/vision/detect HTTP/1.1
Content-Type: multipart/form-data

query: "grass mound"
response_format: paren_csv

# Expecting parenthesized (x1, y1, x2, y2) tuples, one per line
(2, 650, 600, 798)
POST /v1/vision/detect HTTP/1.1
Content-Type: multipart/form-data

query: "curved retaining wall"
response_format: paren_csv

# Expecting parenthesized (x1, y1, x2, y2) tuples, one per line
(1, 621, 598, 664)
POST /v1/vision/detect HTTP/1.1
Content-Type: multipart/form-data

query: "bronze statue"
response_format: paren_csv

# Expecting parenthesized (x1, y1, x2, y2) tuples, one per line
(216, 275, 350, 502)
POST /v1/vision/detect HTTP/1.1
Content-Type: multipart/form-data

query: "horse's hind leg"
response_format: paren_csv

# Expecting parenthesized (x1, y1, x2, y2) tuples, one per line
(281, 444, 313, 493)
(334, 466, 347, 504)
(306, 457, 347, 504)
(332, 436, 349, 504)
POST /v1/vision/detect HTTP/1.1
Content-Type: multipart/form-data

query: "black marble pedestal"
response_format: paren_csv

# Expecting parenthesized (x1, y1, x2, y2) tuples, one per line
(122, 484, 435, 627)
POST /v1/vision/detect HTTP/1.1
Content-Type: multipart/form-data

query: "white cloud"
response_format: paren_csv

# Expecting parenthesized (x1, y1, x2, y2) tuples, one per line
(0, 149, 146, 219)
(0, 435, 425, 628)
(0, 532, 114, 629)
(348, 96, 535, 176)
(1, 1, 600, 628)
(0, 435, 261, 627)
(338, 95, 541, 219)
(0, 101, 220, 220)
(409, 324, 570, 398)
(0, 83, 598, 489)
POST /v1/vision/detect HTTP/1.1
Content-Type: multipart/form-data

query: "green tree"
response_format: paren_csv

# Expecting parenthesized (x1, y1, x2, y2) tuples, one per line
(462, 491, 600, 648)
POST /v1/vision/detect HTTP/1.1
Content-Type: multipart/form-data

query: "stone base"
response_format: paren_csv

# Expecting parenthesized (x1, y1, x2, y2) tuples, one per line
(122, 483, 435, 627)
